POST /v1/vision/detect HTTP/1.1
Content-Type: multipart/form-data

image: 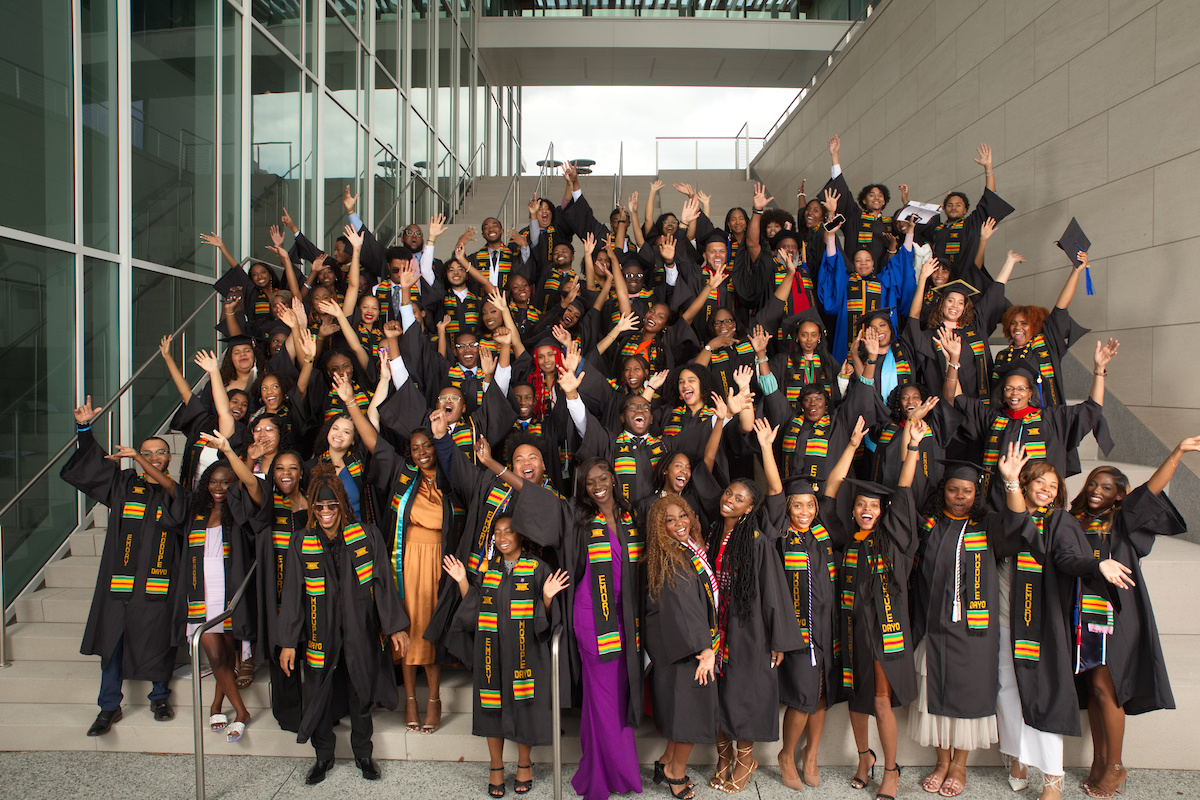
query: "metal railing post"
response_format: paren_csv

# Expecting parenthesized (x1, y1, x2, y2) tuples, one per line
(192, 563, 257, 800)
(0, 522, 7, 667)
(551, 628, 563, 800)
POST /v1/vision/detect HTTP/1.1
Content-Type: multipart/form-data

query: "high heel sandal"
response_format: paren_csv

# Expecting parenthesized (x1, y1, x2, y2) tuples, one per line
(421, 698, 442, 734)
(665, 772, 696, 799)
(850, 749, 877, 790)
(514, 763, 533, 794)
(776, 751, 805, 791)
(1083, 764, 1127, 799)
(405, 696, 419, 731)
(653, 761, 666, 785)
(716, 744, 758, 794)
(710, 740, 735, 790)
(487, 766, 506, 797)
(1003, 755, 1028, 792)
(1042, 773, 1064, 797)
(876, 764, 902, 800)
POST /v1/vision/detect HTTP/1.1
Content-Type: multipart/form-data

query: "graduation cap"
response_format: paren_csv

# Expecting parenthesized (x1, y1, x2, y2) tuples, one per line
(219, 333, 260, 350)
(994, 355, 1045, 406)
(697, 228, 730, 249)
(769, 229, 803, 251)
(1055, 217, 1093, 296)
(936, 458, 992, 484)
(255, 318, 292, 341)
(932, 279, 980, 300)
(857, 307, 897, 333)
(784, 476, 823, 497)
(214, 266, 252, 298)
(619, 249, 656, 270)
(844, 478, 893, 500)
(781, 307, 827, 337)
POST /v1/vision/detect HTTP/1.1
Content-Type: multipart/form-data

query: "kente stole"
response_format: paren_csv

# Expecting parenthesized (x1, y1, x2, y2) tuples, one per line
(587, 510, 642, 662)
(301, 523, 377, 668)
(477, 556, 540, 710)
(113, 480, 172, 599)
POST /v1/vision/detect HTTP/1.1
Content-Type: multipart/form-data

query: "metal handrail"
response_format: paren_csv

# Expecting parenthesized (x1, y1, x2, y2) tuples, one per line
(532, 142, 556, 203)
(550, 627, 563, 800)
(191, 562, 257, 800)
(654, 133, 766, 173)
(611, 141, 624, 216)
(495, 170, 522, 231)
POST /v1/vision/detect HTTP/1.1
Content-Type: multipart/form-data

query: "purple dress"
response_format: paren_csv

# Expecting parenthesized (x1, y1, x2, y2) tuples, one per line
(571, 522, 643, 800)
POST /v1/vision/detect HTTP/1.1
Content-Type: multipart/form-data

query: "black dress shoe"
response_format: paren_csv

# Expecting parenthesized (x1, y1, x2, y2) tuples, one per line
(356, 757, 381, 780)
(87, 708, 122, 736)
(306, 759, 333, 785)
(150, 700, 174, 721)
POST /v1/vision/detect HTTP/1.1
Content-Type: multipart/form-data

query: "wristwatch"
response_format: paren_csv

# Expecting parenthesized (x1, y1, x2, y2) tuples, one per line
(704, 345, 713, 352)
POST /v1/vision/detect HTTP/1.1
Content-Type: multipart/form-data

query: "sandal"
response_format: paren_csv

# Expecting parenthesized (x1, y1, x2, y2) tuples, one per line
(421, 698, 442, 734)
(666, 773, 696, 799)
(1003, 755, 1028, 792)
(716, 744, 758, 794)
(1042, 773, 1064, 797)
(514, 763, 533, 794)
(938, 764, 965, 798)
(209, 713, 228, 732)
(850, 749, 877, 790)
(653, 761, 666, 785)
(922, 763, 949, 794)
(488, 766, 506, 797)
(1083, 764, 1127, 799)
(226, 720, 247, 743)
(876, 764, 902, 800)
(405, 696, 419, 731)
(710, 740, 735, 790)
(235, 659, 254, 690)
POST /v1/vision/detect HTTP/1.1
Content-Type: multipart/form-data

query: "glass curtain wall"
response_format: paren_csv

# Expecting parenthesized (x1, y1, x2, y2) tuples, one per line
(0, 0, 520, 608)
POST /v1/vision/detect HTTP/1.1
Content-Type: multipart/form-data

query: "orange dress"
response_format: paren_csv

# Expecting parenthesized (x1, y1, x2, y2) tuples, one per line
(396, 478, 444, 665)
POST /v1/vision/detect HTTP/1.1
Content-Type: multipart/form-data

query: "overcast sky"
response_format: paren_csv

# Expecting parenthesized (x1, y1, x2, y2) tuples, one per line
(520, 86, 800, 176)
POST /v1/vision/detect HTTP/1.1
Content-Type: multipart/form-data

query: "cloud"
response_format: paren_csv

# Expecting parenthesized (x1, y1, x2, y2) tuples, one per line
(520, 86, 798, 176)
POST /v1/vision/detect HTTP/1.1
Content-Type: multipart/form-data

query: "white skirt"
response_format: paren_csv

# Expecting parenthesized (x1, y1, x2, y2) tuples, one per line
(996, 626, 1063, 776)
(908, 639, 999, 750)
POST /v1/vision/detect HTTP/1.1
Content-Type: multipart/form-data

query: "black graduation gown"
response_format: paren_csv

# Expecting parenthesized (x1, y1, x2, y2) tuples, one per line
(575, 413, 667, 509)
(380, 377, 516, 461)
(644, 552, 718, 743)
(907, 279, 1010, 401)
(635, 464, 724, 536)
(177, 485, 258, 644)
(274, 522, 409, 745)
(60, 431, 188, 681)
(825, 486, 920, 714)
(764, 377, 885, 483)
(910, 508, 1026, 719)
(1004, 508, 1109, 736)
(512, 483, 643, 724)
(449, 554, 560, 745)
(170, 396, 248, 489)
(991, 305, 1088, 411)
(823, 172, 898, 269)
(1072, 485, 1185, 715)
(611, 319, 699, 377)
(713, 526, 806, 741)
(869, 401, 963, 504)
(916, 188, 1016, 277)
(767, 349, 842, 417)
(955, 397, 1110, 511)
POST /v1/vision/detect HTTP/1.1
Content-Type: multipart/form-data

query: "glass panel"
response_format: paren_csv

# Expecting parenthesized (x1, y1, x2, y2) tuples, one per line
(375, 4, 399, 83)
(0, 240, 76, 606)
(436, 22, 454, 143)
(130, 0, 218, 274)
(435, 139, 450, 206)
(0, 3, 74, 241)
(82, 0, 119, 251)
(458, 41, 471, 167)
(325, 16, 358, 111)
(303, 77, 316, 240)
(306, 0, 317, 71)
(373, 64, 398, 155)
(130, 269, 217, 444)
(411, 0, 430, 120)
(220, 4, 242, 255)
(373, 140, 398, 246)
(408, 110, 428, 184)
(323, 94, 359, 250)
(250, 30, 302, 260)
(82, 258, 119, 449)
(475, 71, 486, 175)
(252, 0, 301, 58)
(328, 0, 358, 35)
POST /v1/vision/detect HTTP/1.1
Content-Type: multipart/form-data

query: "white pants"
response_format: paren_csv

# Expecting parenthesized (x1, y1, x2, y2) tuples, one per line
(996, 626, 1063, 776)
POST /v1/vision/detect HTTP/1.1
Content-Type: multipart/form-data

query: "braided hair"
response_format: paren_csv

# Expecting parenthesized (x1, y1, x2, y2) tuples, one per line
(529, 345, 565, 421)
(305, 463, 358, 529)
(708, 479, 764, 622)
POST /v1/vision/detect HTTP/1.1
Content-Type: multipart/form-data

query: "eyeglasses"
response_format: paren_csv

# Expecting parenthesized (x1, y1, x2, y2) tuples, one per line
(713, 318, 736, 327)
(624, 271, 645, 279)
(437, 394, 463, 403)
(140, 449, 170, 457)
(313, 501, 340, 511)
(455, 342, 479, 349)
(255, 425, 277, 433)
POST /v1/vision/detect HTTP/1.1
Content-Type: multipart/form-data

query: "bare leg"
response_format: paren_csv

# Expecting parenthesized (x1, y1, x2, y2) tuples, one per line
(1087, 666, 1128, 796)
(849, 711, 875, 788)
(778, 707, 809, 789)
(658, 740, 677, 772)
(942, 747, 969, 795)
(923, 747, 952, 792)
(800, 695, 827, 785)
(201, 631, 249, 724)
(873, 661, 899, 800)
(423, 663, 443, 731)
(664, 741, 695, 796)
(728, 739, 758, 787)
(711, 730, 734, 788)
(401, 664, 419, 729)
(486, 737, 505, 797)
(515, 743, 534, 791)
(1084, 695, 1106, 789)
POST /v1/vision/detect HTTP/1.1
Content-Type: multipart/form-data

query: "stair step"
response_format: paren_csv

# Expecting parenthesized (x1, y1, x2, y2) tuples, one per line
(44, 557, 102, 589)
(68, 528, 107, 558)
(15, 587, 94, 624)
(7, 623, 97, 662)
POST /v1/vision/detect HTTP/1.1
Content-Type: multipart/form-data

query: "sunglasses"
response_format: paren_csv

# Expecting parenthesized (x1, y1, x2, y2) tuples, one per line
(140, 449, 170, 457)
(313, 501, 340, 511)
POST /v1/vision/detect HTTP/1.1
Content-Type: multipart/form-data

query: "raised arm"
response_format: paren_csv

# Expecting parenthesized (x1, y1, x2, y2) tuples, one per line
(318, 297, 371, 370)
(109, 445, 177, 499)
(365, 351, 391, 436)
(201, 232, 239, 270)
(206, 430, 263, 506)
(334, 372, 378, 453)
(341, 223, 365, 317)
(997, 442, 1030, 514)
(627, 192, 645, 247)
(974, 143, 996, 194)
(774, 249, 797, 302)
(753, 417, 782, 496)
(748, 182, 772, 262)
(268, 224, 303, 302)
(582, 232, 599, 291)
(1055, 250, 1089, 310)
(911, 258, 938, 320)
(596, 311, 638, 357)
(824, 416, 867, 498)
(897, 418, 926, 488)
(937, 327, 964, 402)
(1091, 337, 1119, 406)
(643, 180, 663, 236)
(293, 325, 317, 402)
(195, 350, 235, 438)
(682, 264, 725, 326)
(993, 247, 1025, 285)
(159, 335, 193, 404)
(1147, 436, 1200, 496)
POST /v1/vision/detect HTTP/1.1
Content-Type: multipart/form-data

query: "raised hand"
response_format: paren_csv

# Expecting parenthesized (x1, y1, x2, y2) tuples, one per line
(821, 189, 840, 219)
(556, 366, 583, 396)
(343, 222, 364, 250)
(551, 324, 571, 348)
(680, 196, 700, 226)
(436, 314, 450, 334)
(863, 326, 881, 358)
(658, 234, 676, 263)
(342, 184, 358, 214)
(935, 327, 962, 361)
(296, 327, 316, 362)
(316, 298, 345, 319)
(378, 350, 392, 382)
(582, 231, 596, 256)
(829, 134, 840, 158)
(997, 441, 1029, 482)
(442, 554, 467, 584)
(979, 216, 998, 241)
(428, 409, 448, 438)
(398, 258, 420, 291)
(494, 327, 512, 347)
(1076, 250, 1089, 271)
(383, 320, 402, 340)
(898, 183, 910, 205)
(456, 225, 478, 247)
(332, 372, 355, 404)
(752, 182, 773, 211)
(291, 296, 309, 331)
(907, 418, 928, 447)
(543, 569, 570, 603)
(711, 392, 730, 420)
(882, 231, 898, 252)
(73, 395, 97, 426)
(696, 189, 711, 207)
(725, 386, 755, 417)
(1005, 250, 1027, 268)
(428, 212, 447, 240)
(649, 179, 664, 193)
(753, 417, 779, 449)
(487, 288, 508, 315)
(627, 191, 639, 215)
(1094, 337, 1119, 370)
(199, 429, 233, 455)
(646, 370, 669, 392)
(1099, 558, 1135, 589)
(1177, 435, 1200, 454)
(318, 319, 340, 338)
(614, 311, 639, 334)
(479, 344, 497, 380)
(749, 324, 771, 355)
(193, 349, 221, 374)
(269, 224, 285, 248)
(895, 217, 914, 235)
(508, 228, 529, 248)
(848, 415, 867, 447)
(673, 182, 695, 198)
(909, 395, 939, 421)
(276, 304, 297, 329)
(919, 257, 940, 281)
(159, 334, 174, 360)
(974, 143, 993, 171)
(707, 264, 728, 289)
(106, 445, 141, 463)
(200, 233, 225, 249)
(733, 364, 754, 392)
(280, 207, 297, 233)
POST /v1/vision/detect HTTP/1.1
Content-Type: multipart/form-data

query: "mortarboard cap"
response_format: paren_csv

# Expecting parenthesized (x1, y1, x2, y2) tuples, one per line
(844, 478, 893, 500)
(993, 356, 1044, 406)
(932, 279, 980, 299)
(219, 333, 260, 350)
(935, 458, 992, 483)
(784, 477, 823, 497)
(214, 267, 252, 297)
(1055, 216, 1093, 296)
(698, 228, 730, 249)
(769, 229, 803, 251)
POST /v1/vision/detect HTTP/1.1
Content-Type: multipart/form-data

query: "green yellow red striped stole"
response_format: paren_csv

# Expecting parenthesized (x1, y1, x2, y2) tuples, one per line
(933, 324, 989, 396)
(937, 218, 965, 257)
(477, 555, 540, 710)
(512, 418, 543, 437)
(587, 509, 641, 661)
(663, 405, 714, 439)
(113, 481, 172, 598)
(356, 322, 383, 358)
(300, 523, 378, 668)
(325, 381, 371, 420)
(608, 287, 656, 325)
(613, 431, 664, 501)
(781, 413, 832, 479)
(370, 279, 398, 320)
(1074, 514, 1115, 640)
(709, 340, 756, 396)
(680, 541, 720, 655)
(447, 416, 480, 464)
(470, 245, 514, 289)
(446, 366, 485, 409)
(784, 523, 834, 650)
(993, 334, 1058, 406)
(981, 410, 1047, 496)
(1012, 510, 1049, 666)
(467, 483, 515, 574)
(509, 302, 538, 329)
(921, 515, 990, 635)
(186, 514, 233, 630)
(785, 354, 827, 412)
(839, 532, 905, 694)
(443, 290, 480, 335)
(857, 212, 891, 246)
(271, 493, 295, 611)
(251, 288, 271, 317)
(846, 276, 883, 349)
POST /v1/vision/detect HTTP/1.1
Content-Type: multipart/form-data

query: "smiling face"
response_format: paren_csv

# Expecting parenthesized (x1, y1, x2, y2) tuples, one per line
(481, 302, 503, 332)
(664, 453, 691, 494)
(853, 249, 875, 277)
(534, 345, 558, 377)
(317, 267, 337, 290)
(1002, 374, 1033, 411)
(230, 344, 255, 374)
(560, 302, 581, 328)
(853, 495, 882, 530)
(326, 353, 354, 383)
(513, 385, 535, 420)
(252, 419, 281, 453)
(272, 454, 303, 496)
(775, 239, 800, 264)
(1009, 312, 1031, 346)
(511, 444, 545, 485)
(712, 309, 736, 339)
(437, 387, 465, 424)
(663, 502, 692, 544)
(704, 241, 727, 271)
(797, 320, 821, 354)
(621, 397, 652, 436)
(260, 376, 283, 411)
(481, 218, 503, 243)
(931, 261, 950, 288)
(862, 187, 886, 212)
(727, 209, 747, 235)
(313, 494, 342, 531)
(787, 493, 818, 530)
(941, 291, 966, 322)
(804, 199, 825, 230)
(801, 390, 827, 422)
(585, 462, 615, 506)
(268, 331, 289, 356)
(622, 357, 647, 391)
(766, 220, 782, 238)
(310, 286, 333, 309)
(677, 369, 702, 409)
(139, 438, 171, 474)
(409, 431, 436, 471)
(359, 295, 380, 326)
(719, 481, 755, 520)
(899, 385, 923, 418)
(326, 417, 355, 453)
(1025, 470, 1060, 509)
(622, 264, 645, 294)
(661, 215, 679, 236)
(207, 465, 235, 505)
(445, 261, 468, 287)
(454, 334, 480, 368)
(869, 317, 893, 348)
(228, 393, 249, 421)
(1084, 471, 1126, 512)
(943, 478, 976, 518)
(508, 275, 531, 304)
(535, 200, 554, 229)
(643, 303, 669, 335)
(551, 243, 574, 268)
(249, 263, 272, 289)
(493, 517, 523, 559)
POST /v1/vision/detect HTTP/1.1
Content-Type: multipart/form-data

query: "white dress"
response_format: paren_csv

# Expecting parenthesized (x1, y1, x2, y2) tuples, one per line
(185, 525, 227, 643)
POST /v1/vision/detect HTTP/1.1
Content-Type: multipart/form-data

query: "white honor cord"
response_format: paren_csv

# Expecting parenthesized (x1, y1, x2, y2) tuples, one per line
(951, 518, 969, 623)
(806, 543, 817, 667)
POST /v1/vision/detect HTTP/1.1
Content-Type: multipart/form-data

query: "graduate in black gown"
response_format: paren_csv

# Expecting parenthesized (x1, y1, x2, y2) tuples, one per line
(706, 419, 806, 794)
(643, 496, 719, 800)
(823, 416, 923, 800)
(443, 516, 570, 798)
(992, 453, 1132, 800)
(1067, 439, 1197, 798)
(276, 466, 410, 785)
(61, 397, 186, 736)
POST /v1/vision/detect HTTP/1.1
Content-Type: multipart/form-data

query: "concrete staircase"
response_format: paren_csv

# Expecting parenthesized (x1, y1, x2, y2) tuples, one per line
(3, 421, 1198, 770)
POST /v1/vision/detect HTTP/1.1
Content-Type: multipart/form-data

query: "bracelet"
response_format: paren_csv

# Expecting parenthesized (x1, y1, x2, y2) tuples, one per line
(76, 424, 91, 432)
(755, 356, 768, 364)
(1094, 369, 1106, 376)
(887, 249, 898, 255)
(1004, 479, 1020, 492)
(798, 191, 806, 197)
(753, 208, 763, 215)
(866, 358, 877, 364)
(907, 444, 920, 452)
(947, 363, 960, 370)
(860, 376, 875, 386)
